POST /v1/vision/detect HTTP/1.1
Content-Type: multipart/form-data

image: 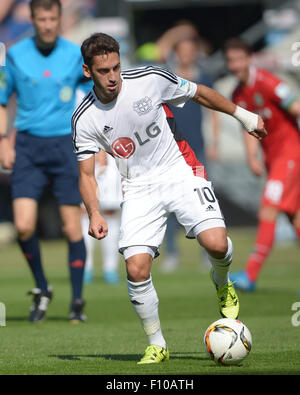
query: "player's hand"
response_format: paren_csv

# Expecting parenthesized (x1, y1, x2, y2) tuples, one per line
(248, 157, 265, 177)
(88, 211, 108, 240)
(249, 116, 267, 140)
(0, 144, 15, 170)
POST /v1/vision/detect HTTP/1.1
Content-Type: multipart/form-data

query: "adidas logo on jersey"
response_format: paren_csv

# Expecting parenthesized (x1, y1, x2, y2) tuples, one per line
(206, 205, 216, 212)
(103, 125, 113, 134)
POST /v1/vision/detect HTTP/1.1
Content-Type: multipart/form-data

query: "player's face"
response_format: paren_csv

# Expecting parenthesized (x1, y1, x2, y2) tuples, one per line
(32, 5, 61, 44)
(225, 49, 252, 83)
(83, 52, 121, 103)
(176, 40, 198, 66)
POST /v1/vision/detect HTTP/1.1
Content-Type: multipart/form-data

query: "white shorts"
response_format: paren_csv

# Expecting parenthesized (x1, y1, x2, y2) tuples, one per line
(119, 173, 225, 255)
(96, 155, 123, 211)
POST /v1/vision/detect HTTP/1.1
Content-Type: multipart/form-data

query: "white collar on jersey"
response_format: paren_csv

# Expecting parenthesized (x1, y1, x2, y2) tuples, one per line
(247, 65, 257, 87)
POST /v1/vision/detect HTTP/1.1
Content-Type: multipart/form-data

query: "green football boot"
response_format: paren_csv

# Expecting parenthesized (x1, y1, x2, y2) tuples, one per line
(210, 269, 240, 319)
(137, 345, 169, 365)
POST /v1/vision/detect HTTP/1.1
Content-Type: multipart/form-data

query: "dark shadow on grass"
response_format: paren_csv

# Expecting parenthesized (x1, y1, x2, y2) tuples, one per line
(49, 352, 207, 362)
(49, 354, 140, 362)
(46, 317, 70, 322)
(6, 316, 68, 322)
(171, 352, 208, 361)
(6, 316, 29, 322)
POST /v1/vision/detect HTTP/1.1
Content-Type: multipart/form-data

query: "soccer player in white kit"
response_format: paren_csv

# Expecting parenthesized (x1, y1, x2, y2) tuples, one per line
(72, 33, 267, 364)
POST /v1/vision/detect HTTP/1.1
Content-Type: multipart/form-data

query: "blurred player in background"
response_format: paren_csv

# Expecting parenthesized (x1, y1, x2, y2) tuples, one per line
(0, 0, 91, 322)
(161, 36, 220, 273)
(80, 149, 122, 285)
(73, 33, 266, 364)
(0, 0, 32, 47)
(224, 37, 300, 292)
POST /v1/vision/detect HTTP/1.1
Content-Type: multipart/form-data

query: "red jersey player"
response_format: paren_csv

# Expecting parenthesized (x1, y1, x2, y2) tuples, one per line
(224, 37, 300, 291)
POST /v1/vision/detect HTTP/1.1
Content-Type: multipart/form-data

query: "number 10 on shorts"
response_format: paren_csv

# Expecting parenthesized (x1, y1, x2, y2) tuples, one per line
(194, 187, 216, 205)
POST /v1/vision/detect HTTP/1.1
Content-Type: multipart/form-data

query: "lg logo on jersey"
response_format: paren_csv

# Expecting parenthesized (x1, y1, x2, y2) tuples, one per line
(111, 123, 162, 158)
(134, 122, 162, 146)
(111, 137, 136, 159)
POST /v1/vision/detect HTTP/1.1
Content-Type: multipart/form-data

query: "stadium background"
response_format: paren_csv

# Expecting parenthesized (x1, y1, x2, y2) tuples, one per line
(0, 0, 299, 243)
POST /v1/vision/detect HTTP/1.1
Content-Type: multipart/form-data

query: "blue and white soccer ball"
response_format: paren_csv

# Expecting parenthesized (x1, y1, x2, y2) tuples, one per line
(204, 318, 252, 366)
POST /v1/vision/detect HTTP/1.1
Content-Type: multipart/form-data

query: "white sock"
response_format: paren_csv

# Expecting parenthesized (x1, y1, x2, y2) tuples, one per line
(81, 213, 95, 271)
(208, 237, 233, 286)
(127, 275, 167, 349)
(101, 212, 120, 273)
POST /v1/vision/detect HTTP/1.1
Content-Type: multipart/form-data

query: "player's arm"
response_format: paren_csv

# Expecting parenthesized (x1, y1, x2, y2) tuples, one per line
(206, 110, 220, 161)
(243, 129, 264, 177)
(156, 23, 199, 62)
(0, 104, 15, 169)
(78, 155, 108, 240)
(0, 51, 17, 169)
(192, 84, 267, 140)
(269, 78, 300, 118)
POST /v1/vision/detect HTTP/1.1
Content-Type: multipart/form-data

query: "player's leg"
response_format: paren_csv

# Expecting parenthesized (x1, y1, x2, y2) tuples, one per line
(245, 205, 278, 283)
(51, 134, 87, 321)
(230, 205, 278, 291)
(13, 198, 53, 321)
(13, 198, 47, 289)
(171, 174, 238, 318)
(12, 133, 53, 322)
(233, 154, 300, 291)
(125, 248, 169, 364)
(197, 227, 230, 283)
(231, 159, 294, 291)
(59, 204, 87, 322)
(196, 226, 239, 319)
(100, 209, 120, 284)
(119, 189, 169, 364)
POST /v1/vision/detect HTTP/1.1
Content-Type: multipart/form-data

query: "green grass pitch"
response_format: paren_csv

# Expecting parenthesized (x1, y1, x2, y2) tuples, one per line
(0, 227, 299, 375)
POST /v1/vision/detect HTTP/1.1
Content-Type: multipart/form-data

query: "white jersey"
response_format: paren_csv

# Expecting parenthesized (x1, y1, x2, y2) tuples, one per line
(72, 65, 205, 191)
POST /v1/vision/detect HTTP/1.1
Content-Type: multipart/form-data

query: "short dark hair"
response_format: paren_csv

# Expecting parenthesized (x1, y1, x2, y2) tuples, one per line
(81, 33, 120, 68)
(223, 37, 253, 55)
(30, 0, 62, 17)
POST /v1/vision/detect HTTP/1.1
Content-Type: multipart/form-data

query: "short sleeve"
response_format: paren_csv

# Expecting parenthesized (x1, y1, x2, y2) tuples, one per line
(151, 66, 197, 108)
(72, 111, 101, 162)
(0, 53, 16, 106)
(262, 71, 296, 110)
(273, 81, 296, 110)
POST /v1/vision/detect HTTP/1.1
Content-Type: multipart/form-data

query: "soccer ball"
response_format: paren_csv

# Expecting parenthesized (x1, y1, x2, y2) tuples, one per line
(203, 318, 252, 366)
